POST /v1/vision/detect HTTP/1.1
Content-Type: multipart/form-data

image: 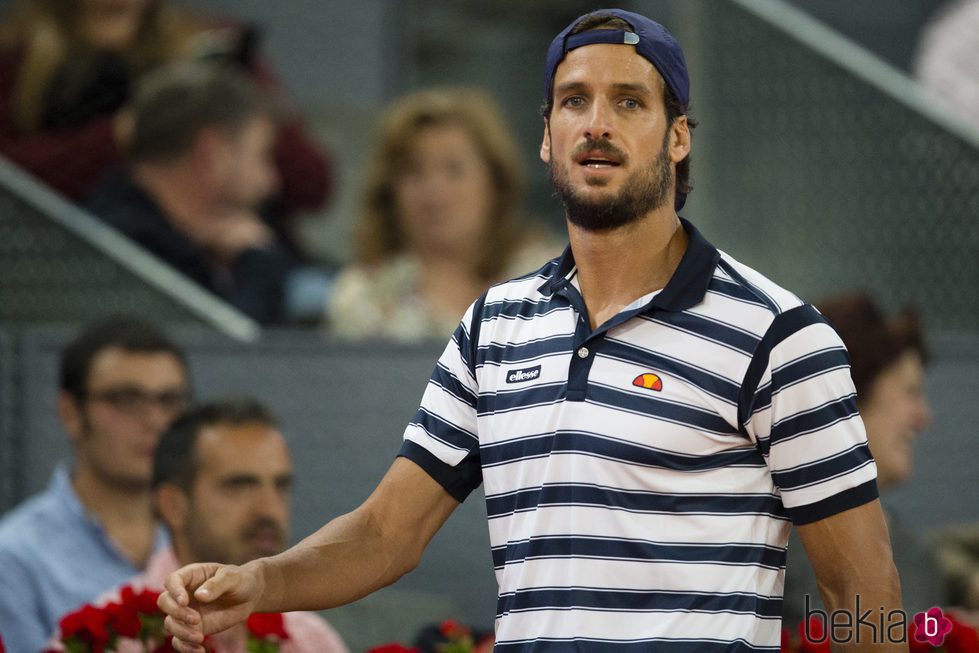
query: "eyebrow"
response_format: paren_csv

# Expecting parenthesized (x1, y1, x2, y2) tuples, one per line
(554, 81, 656, 97)
(220, 474, 262, 487)
(218, 472, 294, 486)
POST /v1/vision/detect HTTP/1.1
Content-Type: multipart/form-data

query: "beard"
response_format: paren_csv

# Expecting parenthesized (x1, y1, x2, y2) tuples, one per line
(550, 130, 673, 232)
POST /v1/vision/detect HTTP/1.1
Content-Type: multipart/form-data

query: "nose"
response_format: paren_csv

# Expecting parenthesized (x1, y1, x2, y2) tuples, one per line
(915, 397, 933, 434)
(140, 402, 175, 437)
(254, 483, 289, 524)
(584, 98, 614, 141)
(264, 164, 281, 199)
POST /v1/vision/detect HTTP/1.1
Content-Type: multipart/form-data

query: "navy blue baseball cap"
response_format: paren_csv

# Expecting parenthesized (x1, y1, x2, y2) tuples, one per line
(544, 9, 690, 113)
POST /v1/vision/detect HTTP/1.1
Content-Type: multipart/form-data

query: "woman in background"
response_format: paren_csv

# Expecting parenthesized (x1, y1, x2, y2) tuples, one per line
(328, 87, 558, 340)
(0, 0, 330, 252)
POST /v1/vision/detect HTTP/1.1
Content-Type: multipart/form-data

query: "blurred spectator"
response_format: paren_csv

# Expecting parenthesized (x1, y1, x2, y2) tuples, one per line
(0, 316, 189, 653)
(914, 0, 979, 128)
(782, 291, 941, 623)
(327, 87, 560, 341)
(0, 0, 331, 254)
(86, 63, 290, 325)
(51, 398, 351, 651)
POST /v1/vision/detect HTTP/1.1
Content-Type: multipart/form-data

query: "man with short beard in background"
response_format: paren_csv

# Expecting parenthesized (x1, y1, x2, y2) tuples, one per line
(97, 399, 346, 652)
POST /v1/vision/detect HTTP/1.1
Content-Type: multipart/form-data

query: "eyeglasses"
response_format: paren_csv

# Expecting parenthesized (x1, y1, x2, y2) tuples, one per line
(83, 386, 191, 415)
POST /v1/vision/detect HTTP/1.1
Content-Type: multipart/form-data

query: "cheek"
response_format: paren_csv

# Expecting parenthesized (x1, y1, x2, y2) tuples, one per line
(393, 181, 430, 230)
(83, 410, 133, 444)
(458, 175, 494, 222)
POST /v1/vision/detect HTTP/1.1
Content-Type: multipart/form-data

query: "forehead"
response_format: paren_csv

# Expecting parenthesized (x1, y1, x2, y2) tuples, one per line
(553, 43, 664, 96)
(195, 422, 291, 476)
(409, 123, 478, 154)
(87, 347, 186, 388)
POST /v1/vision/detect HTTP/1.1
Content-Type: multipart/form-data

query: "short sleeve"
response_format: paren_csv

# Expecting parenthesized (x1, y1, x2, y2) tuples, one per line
(398, 297, 484, 502)
(740, 304, 878, 525)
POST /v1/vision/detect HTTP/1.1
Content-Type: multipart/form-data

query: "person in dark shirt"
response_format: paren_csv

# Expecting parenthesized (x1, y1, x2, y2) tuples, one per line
(86, 62, 290, 324)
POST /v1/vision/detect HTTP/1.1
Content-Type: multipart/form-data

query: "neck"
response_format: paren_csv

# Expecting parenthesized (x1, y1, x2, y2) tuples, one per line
(567, 206, 687, 330)
(71, 464, 155, 533)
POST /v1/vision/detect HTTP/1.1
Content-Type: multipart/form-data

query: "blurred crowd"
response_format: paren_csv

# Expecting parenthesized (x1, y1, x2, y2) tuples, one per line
(0, 0, 560, 334)
(1, 1, 978, 651)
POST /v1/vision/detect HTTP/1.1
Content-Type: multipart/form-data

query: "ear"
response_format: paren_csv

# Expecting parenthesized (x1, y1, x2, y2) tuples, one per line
(669, 115, 691, 164)
(58, 391, 84, 444)
(155, 484, 190, 533)
(539, 119, 552, 164)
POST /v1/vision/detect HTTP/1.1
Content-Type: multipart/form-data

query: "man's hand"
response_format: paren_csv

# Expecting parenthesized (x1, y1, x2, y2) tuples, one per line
(168, 210, 274, 263)
(202, 214, 274, 263)
(158, 561, 265, 653)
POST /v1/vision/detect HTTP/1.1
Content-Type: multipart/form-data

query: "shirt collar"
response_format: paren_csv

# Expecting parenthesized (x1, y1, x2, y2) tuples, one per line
(537, 217, 719, 313)
(50, 462, 171, 558)
(51, 463, 86, 517)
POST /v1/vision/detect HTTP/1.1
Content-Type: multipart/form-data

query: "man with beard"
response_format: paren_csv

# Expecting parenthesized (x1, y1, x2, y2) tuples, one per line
(0, 317, 189, 652)
(106, 399, 347, 651)
(160, 9, 903, 652)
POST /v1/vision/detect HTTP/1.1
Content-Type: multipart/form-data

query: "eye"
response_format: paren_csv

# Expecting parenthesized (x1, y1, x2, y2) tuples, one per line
(562, 96, 585, 109)
(621, 98, 641, 110)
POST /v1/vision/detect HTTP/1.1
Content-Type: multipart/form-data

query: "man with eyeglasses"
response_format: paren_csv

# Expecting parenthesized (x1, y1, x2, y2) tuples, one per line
(0, 316, 190, 652)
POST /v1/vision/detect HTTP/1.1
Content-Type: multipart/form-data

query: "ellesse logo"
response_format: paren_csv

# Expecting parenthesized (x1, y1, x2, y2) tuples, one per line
(506, 365, 541, 383)
(632, 372, 663, 391)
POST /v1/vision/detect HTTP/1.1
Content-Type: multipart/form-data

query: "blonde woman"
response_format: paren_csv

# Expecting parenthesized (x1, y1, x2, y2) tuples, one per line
(328, 87, 559, 340)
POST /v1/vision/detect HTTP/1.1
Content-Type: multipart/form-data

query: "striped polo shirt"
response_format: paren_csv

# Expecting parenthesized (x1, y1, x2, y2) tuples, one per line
(400, 219, 878, 652)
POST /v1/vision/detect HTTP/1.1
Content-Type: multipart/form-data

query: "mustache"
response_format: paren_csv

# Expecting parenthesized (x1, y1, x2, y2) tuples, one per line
(242, 518, 285, 541)
(571, 137, 628, 163)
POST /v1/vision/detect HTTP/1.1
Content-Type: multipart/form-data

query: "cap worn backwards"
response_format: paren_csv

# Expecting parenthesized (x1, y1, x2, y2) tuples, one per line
(544, 8, 690, 112)
(544, 8, 692, 211)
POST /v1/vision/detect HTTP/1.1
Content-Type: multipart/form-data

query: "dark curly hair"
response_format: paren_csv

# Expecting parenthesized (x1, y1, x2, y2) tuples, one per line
(816, 292, 927, 404)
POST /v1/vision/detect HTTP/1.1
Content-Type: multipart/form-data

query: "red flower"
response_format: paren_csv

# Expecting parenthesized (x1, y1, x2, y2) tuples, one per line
(780, 627, 792, 652)
(943, 612, 979, 653)
(104, 599, 142, 638)
(366, 645, 422, 653)
(246, 613, 290, 640)
(797, 615, 831, 652)
(119, 585, 162, 615)
(439, 619, 471, 640)
(59, 604, 112, 652)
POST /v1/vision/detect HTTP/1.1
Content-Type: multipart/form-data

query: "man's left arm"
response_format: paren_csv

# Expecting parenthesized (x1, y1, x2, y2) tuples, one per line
(797, 500, 905, 651)
(741, 305, 906, 651)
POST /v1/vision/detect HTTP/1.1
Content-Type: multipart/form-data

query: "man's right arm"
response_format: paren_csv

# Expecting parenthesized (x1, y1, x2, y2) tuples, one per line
(161, 456, 459, 651)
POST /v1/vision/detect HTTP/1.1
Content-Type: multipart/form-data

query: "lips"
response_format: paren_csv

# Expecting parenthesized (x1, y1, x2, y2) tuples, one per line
(243, 521, 284, 553)
(572, 139, 626, 169)
(576, 150, 622, 167)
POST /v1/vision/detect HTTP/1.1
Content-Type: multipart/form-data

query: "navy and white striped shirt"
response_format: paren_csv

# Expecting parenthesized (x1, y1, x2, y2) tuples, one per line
(400, 219, 877, 652)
